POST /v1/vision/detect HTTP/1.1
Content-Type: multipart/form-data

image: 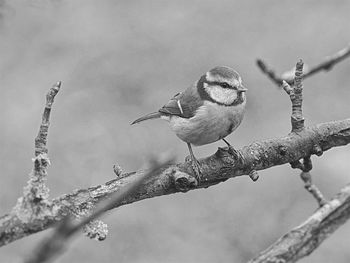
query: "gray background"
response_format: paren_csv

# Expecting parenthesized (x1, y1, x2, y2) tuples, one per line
(1, 1, 349, 262)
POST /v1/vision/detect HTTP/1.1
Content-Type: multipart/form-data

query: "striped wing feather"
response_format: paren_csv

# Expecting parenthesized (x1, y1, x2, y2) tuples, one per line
(159, 84, 203, 118)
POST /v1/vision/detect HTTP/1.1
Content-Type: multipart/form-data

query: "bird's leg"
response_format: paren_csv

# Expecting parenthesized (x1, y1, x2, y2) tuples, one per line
(222, 138, 245, 164)
(186, 143, 202, 182)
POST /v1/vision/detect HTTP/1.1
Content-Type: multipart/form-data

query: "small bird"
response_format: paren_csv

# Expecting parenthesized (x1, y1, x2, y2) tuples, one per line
(132, 66, 247, 180)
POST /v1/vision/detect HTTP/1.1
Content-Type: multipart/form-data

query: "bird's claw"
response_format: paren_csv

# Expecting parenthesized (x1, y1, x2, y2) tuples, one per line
(228, 146, 245, 165)
(185, 155, 202, 183)
(191, 159, 202, 182)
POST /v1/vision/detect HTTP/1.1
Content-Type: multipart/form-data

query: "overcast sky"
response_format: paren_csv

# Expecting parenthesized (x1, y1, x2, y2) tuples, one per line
(1, 1, 350, 262)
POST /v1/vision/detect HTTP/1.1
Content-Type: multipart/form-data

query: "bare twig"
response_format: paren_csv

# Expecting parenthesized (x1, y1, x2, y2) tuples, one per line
(291, 158, 327, 207)
(248, 184, 350, 263)
(25, 158, 173, 263)
(11, 82, 61, 223)
(300, 171, 327, 207)
(257, 44, 350, 86)
(304, 44, 350, 79)
(292, 157, 327, 207)
(35, 81, 61, 157)
(284, 63, 326, 207)
(281, 61, 305, 132)
(31, 80, 61, 198)
(256, 59, 284, 86)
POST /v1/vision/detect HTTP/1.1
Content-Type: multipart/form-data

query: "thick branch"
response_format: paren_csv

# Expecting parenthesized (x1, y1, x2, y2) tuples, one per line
(248, 184, 350, 263)
(1, 119, 350, 246)
(25, 159, 171, 263)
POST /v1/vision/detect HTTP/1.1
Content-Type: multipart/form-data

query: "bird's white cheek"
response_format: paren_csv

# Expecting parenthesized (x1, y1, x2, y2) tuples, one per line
(205, 85, 237, 105)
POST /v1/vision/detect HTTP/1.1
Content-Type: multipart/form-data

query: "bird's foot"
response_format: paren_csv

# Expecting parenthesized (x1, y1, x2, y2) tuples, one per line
(222, 139, 245, 164)
(185, 155, 202, 183)
(227, 146, 245, 165)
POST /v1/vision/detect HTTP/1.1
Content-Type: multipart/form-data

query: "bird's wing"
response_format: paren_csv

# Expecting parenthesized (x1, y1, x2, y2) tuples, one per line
(159, 84, 203, 118)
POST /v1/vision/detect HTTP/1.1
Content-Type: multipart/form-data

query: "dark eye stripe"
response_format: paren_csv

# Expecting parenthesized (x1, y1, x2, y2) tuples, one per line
(211, 81, 237, 90)
(197, 74, 244, 106)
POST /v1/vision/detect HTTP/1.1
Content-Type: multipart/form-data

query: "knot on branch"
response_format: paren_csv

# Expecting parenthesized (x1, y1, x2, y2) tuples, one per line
(290, 156, 312, 173)
(12, 195, 52, 223)
(33, 153, 51, 171)
(249, 170, 259, 182)
(172, 171, 198, 192)
(113, 163, 123, 177)
(83, 220, 108, 241)
(20, 153, 52, 206)
(312, 144, 323, 156)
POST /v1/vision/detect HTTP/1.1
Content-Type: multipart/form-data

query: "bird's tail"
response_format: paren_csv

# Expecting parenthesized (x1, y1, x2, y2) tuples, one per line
(131, 112, 162, 125)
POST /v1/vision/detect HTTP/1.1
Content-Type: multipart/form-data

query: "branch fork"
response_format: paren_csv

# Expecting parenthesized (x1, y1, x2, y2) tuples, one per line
(1, 45, 350, 263)
(257, 44, 350, 86)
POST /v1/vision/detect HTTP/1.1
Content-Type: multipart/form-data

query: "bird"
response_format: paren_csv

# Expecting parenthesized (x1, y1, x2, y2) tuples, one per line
(131, 66, 247, 181)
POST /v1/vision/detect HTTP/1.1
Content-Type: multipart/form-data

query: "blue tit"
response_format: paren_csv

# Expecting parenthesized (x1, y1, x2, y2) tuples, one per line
(132, 66, 247, 181)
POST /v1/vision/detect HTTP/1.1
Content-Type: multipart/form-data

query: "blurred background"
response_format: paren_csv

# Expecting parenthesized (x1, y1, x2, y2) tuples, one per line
(0, 0, 350, 262)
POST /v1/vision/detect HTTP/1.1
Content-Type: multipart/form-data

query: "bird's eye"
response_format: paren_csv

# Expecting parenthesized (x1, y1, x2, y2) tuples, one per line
(221, 83, 230, 89)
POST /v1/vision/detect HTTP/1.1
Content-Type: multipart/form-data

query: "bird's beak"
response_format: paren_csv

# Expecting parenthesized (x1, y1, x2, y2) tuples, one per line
(238, 85, 248, 92)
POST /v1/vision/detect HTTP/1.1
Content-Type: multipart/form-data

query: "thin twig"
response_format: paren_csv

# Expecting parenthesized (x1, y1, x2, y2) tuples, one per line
(299, 157, 327, 206)
(257, 44, 350, 86)
(12, 82, 61, 221)
(31, 81, 61, 198)
(304, 44, 350, 79)
(256, 59, 284, 85)
(291, 60, 305, 131)
(25, 158, 173, 263)
(300, 171, 327, 207)
(35, 81, 61, 156)
(284, 64, 326, 207)
(281, 60, 305, 133)
(290, 155, 327, 207)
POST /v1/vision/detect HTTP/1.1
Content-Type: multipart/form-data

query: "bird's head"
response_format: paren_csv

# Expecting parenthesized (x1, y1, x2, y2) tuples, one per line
(197, 66, 247, 106)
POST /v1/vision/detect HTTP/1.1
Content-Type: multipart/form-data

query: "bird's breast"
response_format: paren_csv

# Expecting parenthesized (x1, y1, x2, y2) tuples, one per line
(167, 100, 246, 146)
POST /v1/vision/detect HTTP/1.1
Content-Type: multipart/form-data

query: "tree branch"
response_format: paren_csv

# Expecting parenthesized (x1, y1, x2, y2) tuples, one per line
(300, 171, 328, 207)
(281, 60, 328, 208)
(257, 44, 350, 86)
(248, 183, 350, 263)
(282, 60, 305, 132)
(1, 47, 350, 263)
(1, 118, 350, 247)
(25, 158, 173, 263)
(3, 82, 61, 237)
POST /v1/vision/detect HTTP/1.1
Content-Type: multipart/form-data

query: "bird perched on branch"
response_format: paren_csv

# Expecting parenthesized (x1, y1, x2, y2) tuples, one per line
(132, 66, 247, 181)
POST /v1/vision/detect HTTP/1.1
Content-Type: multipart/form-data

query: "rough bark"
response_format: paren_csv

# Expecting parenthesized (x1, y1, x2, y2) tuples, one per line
(248, 184, 350, 263)
(1, 119, 349, 247)
(1, 46, 350, 263)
